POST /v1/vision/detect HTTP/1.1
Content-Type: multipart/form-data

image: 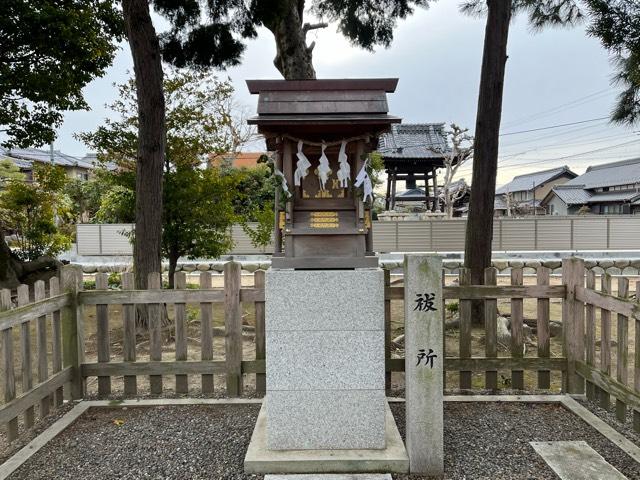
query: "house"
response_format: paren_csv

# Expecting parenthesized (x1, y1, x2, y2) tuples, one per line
(0, 147, 96, 182)
(495, 166, 577, 216)
(542, 157, 640, 215)
(208, 152, 268, 169)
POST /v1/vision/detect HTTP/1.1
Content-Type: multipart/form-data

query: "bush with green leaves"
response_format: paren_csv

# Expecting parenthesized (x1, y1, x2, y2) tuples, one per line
(0, 164, 72, 260)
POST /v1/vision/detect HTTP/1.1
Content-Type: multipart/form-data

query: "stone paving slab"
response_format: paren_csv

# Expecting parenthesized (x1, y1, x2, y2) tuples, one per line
(265, 475, 392, 480)
(530, 441, 628, 480)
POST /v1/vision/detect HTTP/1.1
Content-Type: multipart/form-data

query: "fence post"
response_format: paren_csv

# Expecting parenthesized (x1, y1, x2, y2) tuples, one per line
(254, 270, 266, 395)
(225, 261, 243, 396)
(562, 257, 585, 394)
(384, 268, 392, 393)
(61, 265, 84, 400)
(634, 281, 640, 433)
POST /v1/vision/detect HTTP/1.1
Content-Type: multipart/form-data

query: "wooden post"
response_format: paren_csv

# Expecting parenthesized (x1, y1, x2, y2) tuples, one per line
(390, 168, 397, 211)
(384, 268, 392, 393)
(616, 277, 629, 422)
(634, 281, 640, 433)
(537, 266, 551, 390)
(61, 265, 84, 400)
(511, 267, 524, 390)
(562, 257, 585, 395)
(1, 289, 18, 441)
(18, 284, 34, 428)
(95, 273, 110, 397)
(200, 272, 214, 394)
(224, 261, 242, 396)
(459, 268, 472, 390)
(121, 272, 137, 396)
(254, 270, 266, 395)
(148, 272, 162, 395)
(34, 280, 50, 417)
(600, 274, 612, 409)
(484, 267, 498, 390)
(50, 277, 63, 407)
(174, 272, 188, 394)
(404, 255, 443, 476)
(584, 270, 596, 400)
(273, 149, 283, 255)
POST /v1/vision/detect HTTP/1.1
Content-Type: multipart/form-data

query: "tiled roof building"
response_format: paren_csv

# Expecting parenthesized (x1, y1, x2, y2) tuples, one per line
(542, 157, 640, 215)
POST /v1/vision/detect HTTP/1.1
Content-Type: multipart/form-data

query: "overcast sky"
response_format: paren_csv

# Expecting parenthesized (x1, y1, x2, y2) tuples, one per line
(54, 1, 639, 186)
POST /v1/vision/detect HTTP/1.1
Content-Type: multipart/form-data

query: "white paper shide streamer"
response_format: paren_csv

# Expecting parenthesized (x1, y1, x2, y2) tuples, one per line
(355, 158, 374, 203)
(294, 140, 311, 186)
(337, 140, 350, 188)
(274, 167, 290, 198)
(317, 142, 331, 190)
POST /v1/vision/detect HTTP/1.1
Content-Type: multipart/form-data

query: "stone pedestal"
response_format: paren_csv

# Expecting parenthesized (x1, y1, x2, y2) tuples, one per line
(265, 269, 385, 450)
(245, 268, 409, 474)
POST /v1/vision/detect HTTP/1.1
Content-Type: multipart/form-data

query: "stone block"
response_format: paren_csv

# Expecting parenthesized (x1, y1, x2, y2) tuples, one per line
(265, 269, 384, 331)
(267, 330, 384, 391)
(265, 475, 392, 479)
(266, 390, 386, 450)
(245, 403, 409, 474)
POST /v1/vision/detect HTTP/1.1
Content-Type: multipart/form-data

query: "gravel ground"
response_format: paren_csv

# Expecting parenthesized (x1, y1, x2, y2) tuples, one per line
(0, 401, 77, 465)
(7, 402, 640, 480)
(391, 402, 640, 480)
(9, 405, 264, 480)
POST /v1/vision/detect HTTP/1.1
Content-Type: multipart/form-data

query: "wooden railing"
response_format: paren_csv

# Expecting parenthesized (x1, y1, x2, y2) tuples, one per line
(0, 257, 639, 442)
(0, 274, 74, 442)
(570, 258, 640, 433)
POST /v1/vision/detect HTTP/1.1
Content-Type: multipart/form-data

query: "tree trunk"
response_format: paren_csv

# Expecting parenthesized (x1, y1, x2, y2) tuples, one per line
(464, 0, 511, 322)
(264, 0, 317, 80)
(122, 0, 166, 327)
(0, 232, 61, 289)
(167, 251, 178, 289)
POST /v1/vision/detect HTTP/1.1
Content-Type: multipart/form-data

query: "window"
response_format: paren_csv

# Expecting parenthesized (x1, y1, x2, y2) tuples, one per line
(602, 204, 622, 214)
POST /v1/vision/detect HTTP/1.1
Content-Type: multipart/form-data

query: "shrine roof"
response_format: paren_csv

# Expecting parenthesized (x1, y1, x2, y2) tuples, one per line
(246, 78, 398, 93)
(246, 79, 401, 135)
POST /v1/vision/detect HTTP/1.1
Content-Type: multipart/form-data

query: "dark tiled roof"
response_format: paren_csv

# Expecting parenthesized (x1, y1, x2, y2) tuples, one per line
(378, 123, 449, 159)
(549, 185, 593, 205)
(564, 157, 640, 189)
(495, 166, 576, 195)
(588, 190, 640, 203)
(0, 147, 94, 170)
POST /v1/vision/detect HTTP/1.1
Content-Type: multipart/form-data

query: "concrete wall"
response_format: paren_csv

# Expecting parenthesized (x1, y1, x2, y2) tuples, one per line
(77, 215, 640, 256)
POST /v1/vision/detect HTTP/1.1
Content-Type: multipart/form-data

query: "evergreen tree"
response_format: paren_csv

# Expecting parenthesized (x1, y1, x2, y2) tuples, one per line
(157, 0, 433, 79)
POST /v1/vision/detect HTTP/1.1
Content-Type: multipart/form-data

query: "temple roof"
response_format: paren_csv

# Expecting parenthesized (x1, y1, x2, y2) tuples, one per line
(377, 123, 449, 160)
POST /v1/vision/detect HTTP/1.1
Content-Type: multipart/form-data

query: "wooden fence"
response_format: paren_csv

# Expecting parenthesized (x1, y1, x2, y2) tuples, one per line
(0, 258, 638, 443)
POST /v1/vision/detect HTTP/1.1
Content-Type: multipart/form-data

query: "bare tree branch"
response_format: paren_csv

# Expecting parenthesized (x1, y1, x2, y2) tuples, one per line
(303, 22, 329, 35)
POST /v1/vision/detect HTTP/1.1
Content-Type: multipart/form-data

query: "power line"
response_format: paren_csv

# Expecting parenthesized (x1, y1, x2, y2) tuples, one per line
(500, 117, 609, 136)
(498, 138, 640, 170)
(456, 136, 640, 176)
(501, 88, 614, 129)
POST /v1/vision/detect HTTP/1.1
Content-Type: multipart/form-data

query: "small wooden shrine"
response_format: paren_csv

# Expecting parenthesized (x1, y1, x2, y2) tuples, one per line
(247, 79, 400, 269)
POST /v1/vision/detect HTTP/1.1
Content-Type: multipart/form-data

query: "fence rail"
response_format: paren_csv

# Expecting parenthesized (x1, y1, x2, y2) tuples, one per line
(0, 258, 639, 443)
(77, 216, 640, 255)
